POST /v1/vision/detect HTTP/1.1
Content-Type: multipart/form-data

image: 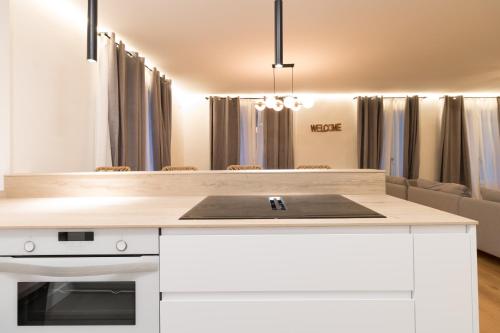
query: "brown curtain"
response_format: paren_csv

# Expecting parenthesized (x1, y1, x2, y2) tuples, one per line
(263, 108, 294, 169)
(150, 69, 172, 170)
(106, 38, 171, 171)
(357, 96, 384, 169)
(403, 96, 420, 179)
(116, 44, 147, 171)
(439, 96, 471, 188)
(210, 97, 240, 170)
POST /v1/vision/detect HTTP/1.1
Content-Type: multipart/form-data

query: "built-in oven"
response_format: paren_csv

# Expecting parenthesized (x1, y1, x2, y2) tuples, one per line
(0, 228, 159, 333)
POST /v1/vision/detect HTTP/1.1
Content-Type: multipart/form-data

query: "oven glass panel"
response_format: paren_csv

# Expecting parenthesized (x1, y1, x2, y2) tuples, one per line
(18, 282, 135, 326)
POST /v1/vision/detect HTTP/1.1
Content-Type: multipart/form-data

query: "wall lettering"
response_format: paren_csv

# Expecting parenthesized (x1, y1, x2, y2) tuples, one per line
(310, 123, 342, 132)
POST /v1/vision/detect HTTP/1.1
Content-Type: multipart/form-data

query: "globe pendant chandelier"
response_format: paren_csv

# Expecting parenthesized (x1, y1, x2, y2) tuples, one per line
(254, 65, 314, 112)
(254, 0, 314, 112)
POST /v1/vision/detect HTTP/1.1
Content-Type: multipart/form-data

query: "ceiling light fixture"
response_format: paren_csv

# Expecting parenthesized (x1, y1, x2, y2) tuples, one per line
(255, 0, 314, 112)
(87, 0, 98, 62)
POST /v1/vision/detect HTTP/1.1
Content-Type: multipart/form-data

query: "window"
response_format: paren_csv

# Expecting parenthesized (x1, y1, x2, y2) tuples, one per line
(464, 98, 500, 197)
(239, 100, 264, 167)
(381, 98, 406, 176)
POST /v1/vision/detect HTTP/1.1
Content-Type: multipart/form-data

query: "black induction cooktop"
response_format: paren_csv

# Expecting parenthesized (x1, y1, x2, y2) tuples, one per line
(180, 195, 386, 220)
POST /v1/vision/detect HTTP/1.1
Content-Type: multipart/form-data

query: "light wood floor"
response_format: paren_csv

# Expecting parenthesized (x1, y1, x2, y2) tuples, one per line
(478, 251, 500, 333)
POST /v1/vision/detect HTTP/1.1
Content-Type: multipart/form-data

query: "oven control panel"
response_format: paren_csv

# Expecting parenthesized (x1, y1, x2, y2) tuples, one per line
(0, 228, 159, 256)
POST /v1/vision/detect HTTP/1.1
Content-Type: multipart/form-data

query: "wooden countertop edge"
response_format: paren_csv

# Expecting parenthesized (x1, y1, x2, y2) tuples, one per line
(5, 169, 384, 177)
(0, 220, 478, 229)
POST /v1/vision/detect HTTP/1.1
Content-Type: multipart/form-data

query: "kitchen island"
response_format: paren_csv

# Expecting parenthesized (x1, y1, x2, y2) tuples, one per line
(0, 170, 479, 333)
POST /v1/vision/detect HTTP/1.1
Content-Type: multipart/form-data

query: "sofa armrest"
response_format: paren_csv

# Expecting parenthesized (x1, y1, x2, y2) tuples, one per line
(386, 183, 408, 200)
(460, 198, 500, 258)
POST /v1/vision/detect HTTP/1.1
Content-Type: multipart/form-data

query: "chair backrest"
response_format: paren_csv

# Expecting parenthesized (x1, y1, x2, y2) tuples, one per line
(162, 166, 198, 171)
(95, 166, 131, 172)
(227, 165, 263, 170)
(296, 164, 331, 170)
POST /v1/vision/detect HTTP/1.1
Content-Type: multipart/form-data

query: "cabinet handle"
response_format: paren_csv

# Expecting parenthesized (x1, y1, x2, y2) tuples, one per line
(0, 257, 158, 277)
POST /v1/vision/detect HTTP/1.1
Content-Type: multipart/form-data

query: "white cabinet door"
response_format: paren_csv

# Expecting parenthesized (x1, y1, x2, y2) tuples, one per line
(160, 299, 415, 333)
(413, 232, 476, 333)
(160, 233, 413, 292)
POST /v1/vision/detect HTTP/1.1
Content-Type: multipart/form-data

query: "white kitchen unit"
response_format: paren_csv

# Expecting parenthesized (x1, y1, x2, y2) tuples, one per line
(0, 171, 480, 333)
(160, 225, 478, 333)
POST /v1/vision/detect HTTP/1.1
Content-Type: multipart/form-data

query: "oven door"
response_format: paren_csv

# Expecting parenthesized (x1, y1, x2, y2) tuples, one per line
(0, 256, 159, 333)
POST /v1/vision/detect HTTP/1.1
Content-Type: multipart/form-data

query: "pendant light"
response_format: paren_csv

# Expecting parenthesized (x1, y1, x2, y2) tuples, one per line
(87, 0, 98, 62)
(255, 0, 314, 112)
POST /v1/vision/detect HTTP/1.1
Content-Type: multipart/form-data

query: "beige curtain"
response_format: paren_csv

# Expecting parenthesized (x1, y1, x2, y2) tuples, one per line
(239, 100, 258, 165)
(498, 97, 500, 132)
(357, 96, 384, 169)
(403, 96, 420, 179)
(210, 97, 240, 170)
(263, 108, 294, 169)
(150, 69, 172, 170)
(107, 34, 120, 166)
(439, 96, 471, 188)
(160, 77, 172, 168)
(95, 33, 114, 168)
(116, 43, 147, 171)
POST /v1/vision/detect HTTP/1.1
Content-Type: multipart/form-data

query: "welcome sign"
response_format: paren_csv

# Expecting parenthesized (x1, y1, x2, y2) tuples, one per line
(310, 123, 342, 132)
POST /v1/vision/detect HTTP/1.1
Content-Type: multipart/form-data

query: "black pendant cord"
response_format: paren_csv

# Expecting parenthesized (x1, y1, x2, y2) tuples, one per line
(273, 67, 276, 95)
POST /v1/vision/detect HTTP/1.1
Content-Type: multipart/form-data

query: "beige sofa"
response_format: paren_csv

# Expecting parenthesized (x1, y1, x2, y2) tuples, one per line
(408, 186, 461, 215)
(385, 176, 408, 200)
(386, 176, 500, 257)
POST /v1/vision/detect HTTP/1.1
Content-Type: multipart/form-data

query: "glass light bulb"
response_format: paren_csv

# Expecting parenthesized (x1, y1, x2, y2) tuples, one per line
(265, 96, 277, 109)
(291, 104, 302, 112)
(255, 101, 266, 112)
(284, 96, 296, 108)
(273, 100, 284, 112)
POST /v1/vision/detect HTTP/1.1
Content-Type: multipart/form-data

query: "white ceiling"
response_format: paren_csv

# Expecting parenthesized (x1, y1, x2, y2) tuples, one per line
(99, 0, 500, 93)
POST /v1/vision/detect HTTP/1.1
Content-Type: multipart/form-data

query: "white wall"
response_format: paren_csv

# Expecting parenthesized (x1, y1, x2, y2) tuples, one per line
(294, 98, 358, 169)
(0, 0, 11, 190)
(173, 95, 443, 180)
(294, 97, 443, 177)
(171, 92, 210, 169)
(6, 0, 209, 175)
(2, 0, 444, 178)
(171, 96, 360, 170)
(10, 0, 97, 173)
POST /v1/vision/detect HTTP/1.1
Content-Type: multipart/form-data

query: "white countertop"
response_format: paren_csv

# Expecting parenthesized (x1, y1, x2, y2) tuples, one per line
(0, 194, 476, 229)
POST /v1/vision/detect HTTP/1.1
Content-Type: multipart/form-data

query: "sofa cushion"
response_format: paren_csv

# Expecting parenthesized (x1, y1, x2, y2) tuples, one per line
(408, 186, 460, 215)
(414, 179, 471, 197)
(415, 178, 439, 188)
(386, 182, 407, 200)
(407, 179, 418, 187)
(386, 176, 407, 186)
(481, 187, 500, 203)
(459, 197, 500, 258)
